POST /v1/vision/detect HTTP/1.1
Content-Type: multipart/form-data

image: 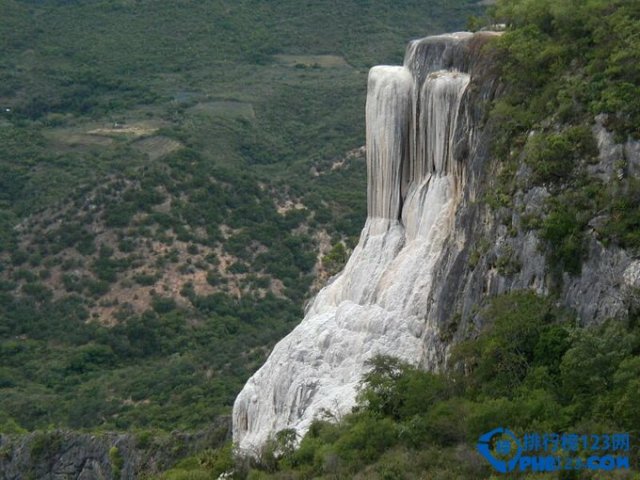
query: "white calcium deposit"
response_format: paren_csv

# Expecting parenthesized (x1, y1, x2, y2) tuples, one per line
(233, 32, 481, 453)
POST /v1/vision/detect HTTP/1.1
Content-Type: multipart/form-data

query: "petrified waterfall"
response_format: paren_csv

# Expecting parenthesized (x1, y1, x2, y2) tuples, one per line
(233, 32, 495, 453)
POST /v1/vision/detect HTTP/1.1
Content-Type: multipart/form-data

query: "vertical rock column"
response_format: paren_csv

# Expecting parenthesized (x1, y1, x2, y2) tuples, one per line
(402, 71, 470, 240)
(366, 66, 413, 226)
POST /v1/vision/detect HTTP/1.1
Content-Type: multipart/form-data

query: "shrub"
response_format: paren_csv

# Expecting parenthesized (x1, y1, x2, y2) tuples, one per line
(151, 296, 177, 314)
(539, 201, 585, 275)
(109, 446, 124, 479)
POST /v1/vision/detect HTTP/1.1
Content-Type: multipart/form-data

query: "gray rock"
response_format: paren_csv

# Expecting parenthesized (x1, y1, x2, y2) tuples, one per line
(625, 138, 640, 178)
(589, 114, 624, 181)
(563, 239, 629, 325)
(0, 420, 229, 480)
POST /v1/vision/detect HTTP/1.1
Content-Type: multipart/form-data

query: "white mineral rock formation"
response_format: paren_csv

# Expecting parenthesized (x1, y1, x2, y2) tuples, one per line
(233, 32, 483, 453)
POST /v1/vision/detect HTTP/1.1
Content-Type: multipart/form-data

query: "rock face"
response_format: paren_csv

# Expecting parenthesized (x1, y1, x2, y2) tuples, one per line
(232, 31, 502, 453)
(0, 421, 229, 480)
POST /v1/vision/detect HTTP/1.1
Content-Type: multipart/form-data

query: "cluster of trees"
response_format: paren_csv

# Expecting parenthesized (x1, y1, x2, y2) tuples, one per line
(492, 0, 640, 139)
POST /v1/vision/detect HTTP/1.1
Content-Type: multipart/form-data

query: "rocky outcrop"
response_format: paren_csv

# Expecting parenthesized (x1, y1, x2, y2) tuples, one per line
(0, 419, 229, 480)
(232, 31, 503, 453)
(422, 98, 640, 366)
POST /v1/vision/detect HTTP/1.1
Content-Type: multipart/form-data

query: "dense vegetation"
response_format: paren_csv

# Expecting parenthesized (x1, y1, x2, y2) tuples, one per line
(156, 292, 640, 479)
(0, 0, 483, 434)
(488, 0, 640, 278)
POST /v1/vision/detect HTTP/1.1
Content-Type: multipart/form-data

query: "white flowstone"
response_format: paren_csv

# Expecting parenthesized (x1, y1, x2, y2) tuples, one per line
(366, 66, 413, 222)
(233, 33, 477, 453)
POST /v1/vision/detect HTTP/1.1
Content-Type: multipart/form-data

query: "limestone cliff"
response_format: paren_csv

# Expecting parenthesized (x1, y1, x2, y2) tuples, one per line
(232, 31, 503, 453)
(233, 29, 640, 453)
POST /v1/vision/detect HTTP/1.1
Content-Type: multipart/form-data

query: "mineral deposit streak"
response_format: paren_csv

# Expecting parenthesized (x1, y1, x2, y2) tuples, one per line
(233, 32, 480, 453)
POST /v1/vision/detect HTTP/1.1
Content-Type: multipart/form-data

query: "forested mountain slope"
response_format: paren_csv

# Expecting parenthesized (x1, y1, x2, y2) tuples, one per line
(0, 0, 482, 436)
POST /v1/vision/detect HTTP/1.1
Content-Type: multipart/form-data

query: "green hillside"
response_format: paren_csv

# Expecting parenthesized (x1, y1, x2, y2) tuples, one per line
(0, 0, 483, 433)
